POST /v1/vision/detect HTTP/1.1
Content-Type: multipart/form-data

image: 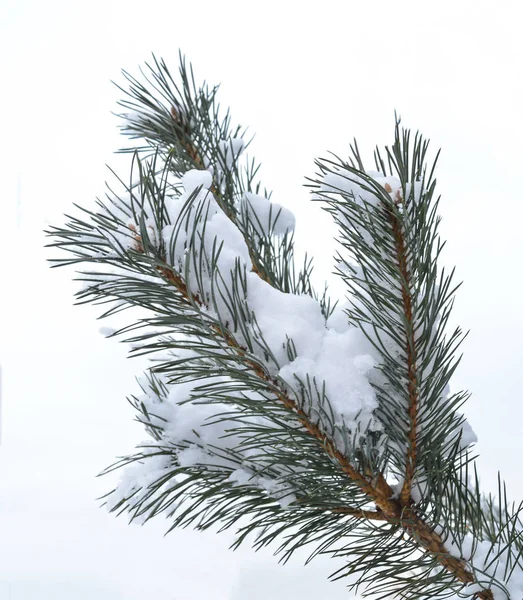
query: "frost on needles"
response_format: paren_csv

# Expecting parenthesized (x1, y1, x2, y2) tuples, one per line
(47, 55, 523, 600)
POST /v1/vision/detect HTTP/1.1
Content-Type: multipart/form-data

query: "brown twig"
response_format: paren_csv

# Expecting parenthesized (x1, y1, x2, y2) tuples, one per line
(293, 496, 387, 521)
(330, 506, 388, 520)
(384, 183, 419, 509)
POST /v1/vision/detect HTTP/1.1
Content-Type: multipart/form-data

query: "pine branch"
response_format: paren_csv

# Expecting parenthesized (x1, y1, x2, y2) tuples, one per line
(46, 56, 522, 600)
(127, 195, 494, 599)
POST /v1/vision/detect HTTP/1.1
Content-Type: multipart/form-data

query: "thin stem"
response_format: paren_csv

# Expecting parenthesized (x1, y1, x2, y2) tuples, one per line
(384, 184, 419, 509)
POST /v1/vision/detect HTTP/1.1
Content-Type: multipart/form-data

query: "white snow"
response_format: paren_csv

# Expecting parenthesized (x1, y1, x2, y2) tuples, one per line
(240, 192, 296, 236)
(278, 325, 381, 434)
(182, 168, 213, 193)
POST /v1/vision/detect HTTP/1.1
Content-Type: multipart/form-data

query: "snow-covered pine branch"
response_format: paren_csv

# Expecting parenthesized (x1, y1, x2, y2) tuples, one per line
(47, 55, 523, 600)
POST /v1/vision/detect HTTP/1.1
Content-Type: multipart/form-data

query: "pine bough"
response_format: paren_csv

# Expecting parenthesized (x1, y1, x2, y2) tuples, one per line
(47, 55, 523, 599)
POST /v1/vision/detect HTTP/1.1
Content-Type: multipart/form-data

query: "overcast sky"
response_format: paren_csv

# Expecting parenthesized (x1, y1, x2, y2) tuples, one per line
(1, 1, 522, 598)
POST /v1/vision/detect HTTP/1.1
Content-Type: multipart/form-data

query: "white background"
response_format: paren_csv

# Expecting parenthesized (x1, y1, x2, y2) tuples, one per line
(1, 1, 522, 598)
